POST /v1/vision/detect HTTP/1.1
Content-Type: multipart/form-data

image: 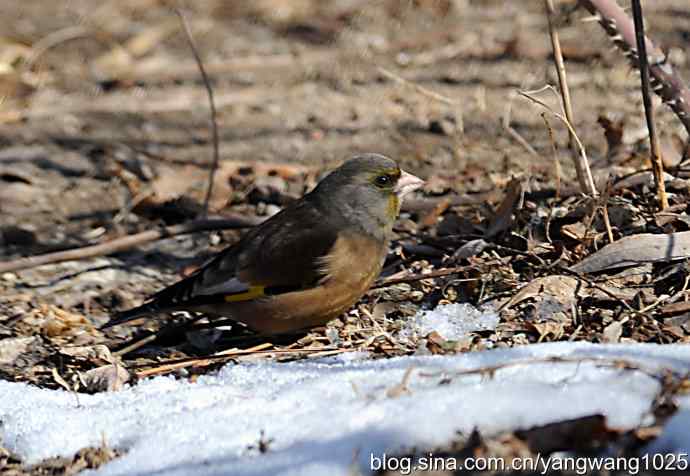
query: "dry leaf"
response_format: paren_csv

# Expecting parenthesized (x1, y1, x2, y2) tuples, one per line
(485, 177, 524, 238)
(602, 321, 623, 343)
(526, 322, 565, 341)
(385, 367, 414, 398)
(503, 275, 580, 310)
(40, 305, 93, 338)
(453, 238, 488, 260)
(0, 336, 38, 366)
(80, 364, 130, 393)
(571, 231, 690, 273)
(52, 368, 72, 392)
(60, 345, 114, 365)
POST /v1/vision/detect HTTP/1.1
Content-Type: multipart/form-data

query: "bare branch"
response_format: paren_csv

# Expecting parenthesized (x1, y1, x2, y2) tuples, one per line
(544, 0, 597, 196)
(174, 8, 220, 217)
(0, 217, 261, 274)
(630, 0, 668, 210)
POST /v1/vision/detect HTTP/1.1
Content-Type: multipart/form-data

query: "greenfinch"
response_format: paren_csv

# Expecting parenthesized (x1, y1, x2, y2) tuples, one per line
(104, 153, 424, 334)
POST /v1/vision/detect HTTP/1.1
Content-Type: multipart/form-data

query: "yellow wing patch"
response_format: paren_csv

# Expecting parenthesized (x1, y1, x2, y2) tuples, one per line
(224, 285, 266, 302)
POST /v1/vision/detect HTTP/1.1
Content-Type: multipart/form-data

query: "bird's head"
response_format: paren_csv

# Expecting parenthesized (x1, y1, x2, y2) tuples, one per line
(311, 153, 425, 239)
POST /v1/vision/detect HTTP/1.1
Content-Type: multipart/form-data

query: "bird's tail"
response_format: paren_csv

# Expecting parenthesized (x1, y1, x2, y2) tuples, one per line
(101, 302, 160, 329)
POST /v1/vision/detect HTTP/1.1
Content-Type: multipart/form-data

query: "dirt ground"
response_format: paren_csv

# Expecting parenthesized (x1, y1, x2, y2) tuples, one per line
(2, 0, 690, 474)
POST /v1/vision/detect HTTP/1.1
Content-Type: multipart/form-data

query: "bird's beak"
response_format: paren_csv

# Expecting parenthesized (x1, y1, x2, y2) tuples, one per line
(394, 170, 425, 199)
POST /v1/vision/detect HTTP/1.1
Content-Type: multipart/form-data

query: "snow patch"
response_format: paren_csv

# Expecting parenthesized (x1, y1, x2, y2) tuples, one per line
(1, 342, 690, 476)
(401, 302, 499, 340)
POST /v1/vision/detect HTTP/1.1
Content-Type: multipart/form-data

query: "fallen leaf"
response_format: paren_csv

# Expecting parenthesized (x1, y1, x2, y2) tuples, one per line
(40, 305, 93, 338)
(385, 367, 414, 398)
(80, 364, 130, 393)
(453, 238, 488, 260)
(571, 232, 690, 273)
(485, 177, 524, 238)
(420, 197, 450, 228)
(602, 321, 624, 343)
(503, 275, 581, 310)
(526, 321, 565, 341)
(60, 345, 114, 365)
(0, 336, 38, 366)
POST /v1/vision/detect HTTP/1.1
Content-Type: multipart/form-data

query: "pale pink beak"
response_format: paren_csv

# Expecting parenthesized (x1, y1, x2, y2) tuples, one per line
(394, 169, 425, 199)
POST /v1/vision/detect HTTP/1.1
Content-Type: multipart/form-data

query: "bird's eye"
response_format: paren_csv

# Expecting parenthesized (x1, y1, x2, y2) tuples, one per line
(375, 175, 391, 187)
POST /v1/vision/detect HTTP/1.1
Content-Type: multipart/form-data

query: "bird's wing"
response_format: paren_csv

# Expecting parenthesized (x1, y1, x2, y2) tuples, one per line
(176, 199, 339, 303)
(103, 199, 340, 327)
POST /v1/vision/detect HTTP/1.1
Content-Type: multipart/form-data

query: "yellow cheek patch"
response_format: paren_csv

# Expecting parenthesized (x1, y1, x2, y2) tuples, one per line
(387, 194, 400, 218)
(224, 285, 265, 302)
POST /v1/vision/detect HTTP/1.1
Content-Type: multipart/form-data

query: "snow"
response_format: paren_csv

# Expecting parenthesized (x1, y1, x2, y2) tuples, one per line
(2, 343, 690, 475)
(2, 303, 690, 476)
(400, 303, 499, 340)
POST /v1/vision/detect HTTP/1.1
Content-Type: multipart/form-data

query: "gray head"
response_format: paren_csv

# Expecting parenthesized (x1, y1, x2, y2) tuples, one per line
(309, 153, 424, 240)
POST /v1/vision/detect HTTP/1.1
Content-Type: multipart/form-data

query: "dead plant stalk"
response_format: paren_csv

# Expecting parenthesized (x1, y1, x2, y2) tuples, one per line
(0, 217, 260, 274)
(175, 8, 220, 218)
(630, 0, 668, 210)
(544, 0, 597, 197)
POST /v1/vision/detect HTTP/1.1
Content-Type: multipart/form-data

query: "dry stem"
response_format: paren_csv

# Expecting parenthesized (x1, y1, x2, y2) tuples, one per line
(518, 87, 595, 199)
(0, 217, 261, 274)
(544, 0, 597, 196)
(630, 0, 668, 210)
(175, 8, 220, 217)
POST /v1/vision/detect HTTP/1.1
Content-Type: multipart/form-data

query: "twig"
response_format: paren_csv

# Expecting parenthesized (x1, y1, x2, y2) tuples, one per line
(135, 343, 274, 377)
(502, 91, 540, 158)
(133, 345, 352, 378)
(580, 0, 690, 136)
(599, 178, 615, 244)
(112, 334, 158, 358)
(24, 26, 92, 70)
(175, 8, 220, 218)
(541, 113, 562, 198)
(558, 266, 670, 320)
(0, 217, 261, 274)
(630, 0, 668, 210)
(419, 355, 688, 385)
(378, 66, 456, 106)
(378, 66, 464, 134)
(518, 86, 597, 198)
(371, 266, 478, 289)
(544, 0, 597, 197)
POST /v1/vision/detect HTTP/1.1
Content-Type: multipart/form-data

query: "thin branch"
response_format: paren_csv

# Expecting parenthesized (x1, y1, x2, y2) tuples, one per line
(378, 66, 456, 106)
(544, 0, 597, 196)
(541, 113, 562, 198)
(371, 265, 478, 289)
(518, 87, 595, 198)
(581, 0, 690, 136)
(133, 345, 353, 378)
(378, 66, 464, 133)
(134, 343, 274, 377)
(419, 355, 688, 386)
(175, 8, 220, 217)
(0, 217, 261, 274)
(502, 91, 540, 158)
(630, 0, 668, 210)
(24, 26, 92, 70)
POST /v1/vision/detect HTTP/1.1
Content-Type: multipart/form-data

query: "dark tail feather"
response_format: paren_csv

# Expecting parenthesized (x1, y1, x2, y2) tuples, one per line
(101, 302, 159, 329)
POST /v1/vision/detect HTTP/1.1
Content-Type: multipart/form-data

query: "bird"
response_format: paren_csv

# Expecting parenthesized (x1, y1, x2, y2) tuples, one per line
(103, 153, 424, 335)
